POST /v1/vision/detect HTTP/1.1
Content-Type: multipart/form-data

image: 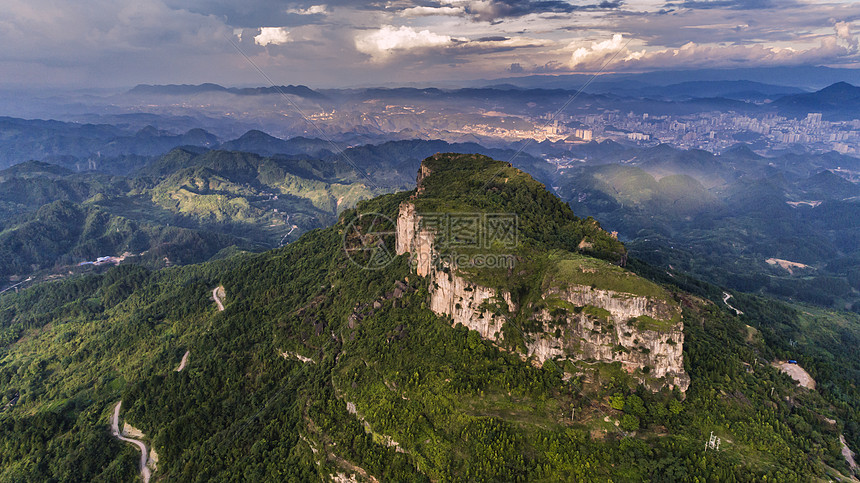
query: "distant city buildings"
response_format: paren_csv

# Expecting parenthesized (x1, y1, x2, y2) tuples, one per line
(573, 129, 592, 141)
(542, 109, 859, 154)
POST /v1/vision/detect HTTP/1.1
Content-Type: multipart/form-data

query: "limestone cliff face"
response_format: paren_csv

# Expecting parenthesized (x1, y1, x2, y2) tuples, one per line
(396, 201, 515, 339)
(396, 198, 689, 392)
(527, 292, 687, 390)
(415, 163, 433, 196)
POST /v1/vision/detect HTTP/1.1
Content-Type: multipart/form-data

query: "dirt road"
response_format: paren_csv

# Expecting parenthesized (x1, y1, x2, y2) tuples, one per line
(212, 286, 225, 312)
(723, 292, 743, 315)
(175, 350, 190, 372)
(111, 401, 151, 483)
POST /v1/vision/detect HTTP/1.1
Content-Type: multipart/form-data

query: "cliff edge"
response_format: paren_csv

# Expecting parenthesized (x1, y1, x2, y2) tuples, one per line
(396, 154, 689, 391)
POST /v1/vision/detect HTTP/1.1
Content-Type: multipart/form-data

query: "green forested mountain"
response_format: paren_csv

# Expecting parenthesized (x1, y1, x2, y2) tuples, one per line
(558, 145, 860, 311)
(0, 154, 857, 482)
(0, 147, 383, 287)
(0, 137, 556, 293)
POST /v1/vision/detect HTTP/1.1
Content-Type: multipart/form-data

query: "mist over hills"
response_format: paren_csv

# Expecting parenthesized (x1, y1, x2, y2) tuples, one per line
(3, 76, 860, 163)
(556, 142, 860, 310)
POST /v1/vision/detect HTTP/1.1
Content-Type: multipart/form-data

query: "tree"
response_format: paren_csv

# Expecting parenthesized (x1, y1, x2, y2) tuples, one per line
(621, 414, 640, 432)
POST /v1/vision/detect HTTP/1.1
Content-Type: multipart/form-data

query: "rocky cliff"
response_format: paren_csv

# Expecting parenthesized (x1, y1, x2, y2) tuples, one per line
(395, 162, 689, 391)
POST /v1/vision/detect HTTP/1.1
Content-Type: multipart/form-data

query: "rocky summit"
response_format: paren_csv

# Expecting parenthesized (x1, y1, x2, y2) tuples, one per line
(397, 153, 689, 391)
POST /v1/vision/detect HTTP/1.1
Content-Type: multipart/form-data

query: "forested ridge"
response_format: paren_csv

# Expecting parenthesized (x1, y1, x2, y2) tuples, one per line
(0, 156, 857, 481)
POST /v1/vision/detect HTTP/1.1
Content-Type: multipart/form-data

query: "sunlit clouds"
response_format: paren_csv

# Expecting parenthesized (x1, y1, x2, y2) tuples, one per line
(254, 27, 291, 46)
(0, 0, 859, 87)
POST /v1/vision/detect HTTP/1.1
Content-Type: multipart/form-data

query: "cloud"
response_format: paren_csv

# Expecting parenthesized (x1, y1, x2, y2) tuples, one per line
(555, 24, 859, 72)
(255, 27, 291, 46)
(438, 0, 586, 22)
(568, 33, 630, 69)
(835, 21, 858, 51)
(356, 25, 454, 60)
(287, 5, 327, 15)
(667, 0, 780, 9)
(1, 0, 859, 89)
(400, 5, 465, 17)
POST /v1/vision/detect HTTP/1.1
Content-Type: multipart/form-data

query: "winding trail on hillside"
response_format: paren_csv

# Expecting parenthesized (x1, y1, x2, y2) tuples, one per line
(0, 276, 33, 294)
(213, 286, 225, 312)
(723, 292, 743, 315)
(175, 350, 190, 372)
(111, 401, 151, 483)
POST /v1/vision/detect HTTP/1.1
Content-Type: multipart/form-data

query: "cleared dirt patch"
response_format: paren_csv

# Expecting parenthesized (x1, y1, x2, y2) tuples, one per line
(765, 258, 812, 275)
(773, 361, 816, 390)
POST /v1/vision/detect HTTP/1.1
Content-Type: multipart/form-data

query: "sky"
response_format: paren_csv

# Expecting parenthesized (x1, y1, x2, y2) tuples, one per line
(1, 0, 859, 89)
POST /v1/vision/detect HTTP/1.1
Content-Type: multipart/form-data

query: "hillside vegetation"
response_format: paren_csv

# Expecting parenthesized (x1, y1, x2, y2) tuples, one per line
(0, 155, 857, 481)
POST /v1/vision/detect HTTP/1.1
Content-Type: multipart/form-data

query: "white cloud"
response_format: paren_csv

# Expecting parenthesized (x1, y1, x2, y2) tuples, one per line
(834, 21, 858, 50)
(557, 24, 858, 72)
(568, 34, 631, 69)
(356, 25, 454, 61)
(287, 5, 327, 15)
(400, 6, 465, 17)
(443, 0, 506, 21)
(255, 27, 291, 46)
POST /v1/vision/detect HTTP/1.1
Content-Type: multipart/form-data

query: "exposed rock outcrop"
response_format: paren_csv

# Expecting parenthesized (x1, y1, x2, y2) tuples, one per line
(396, 196, 689, 391)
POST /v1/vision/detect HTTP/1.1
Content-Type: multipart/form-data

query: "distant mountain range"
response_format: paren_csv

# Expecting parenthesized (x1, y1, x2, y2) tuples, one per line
(473, 65, 860, 91)
(772, 82, 860, 120)
(603, 80, 806, 102)
(127, 83, 326, 99)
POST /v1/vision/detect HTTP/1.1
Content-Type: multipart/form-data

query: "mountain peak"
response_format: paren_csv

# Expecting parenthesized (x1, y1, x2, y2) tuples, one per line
(723, 143, 764, 159)
(410, 152, 626, 266)
(394, 153, 687, 391)
(236, 129, 280, 141)
(127, 83, 227, 95)
(818, 81, 858, 93)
